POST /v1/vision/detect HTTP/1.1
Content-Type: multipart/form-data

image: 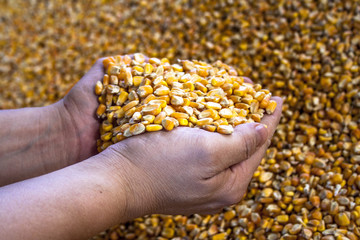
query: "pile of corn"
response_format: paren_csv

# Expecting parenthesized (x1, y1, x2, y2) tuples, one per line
(96, 53, 277, 151)
(0, 0, 359, 239)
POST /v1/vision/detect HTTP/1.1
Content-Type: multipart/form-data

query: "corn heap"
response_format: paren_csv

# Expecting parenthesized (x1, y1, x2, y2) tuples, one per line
(1, 0, 360, 240)
(95, 53, 276, 151)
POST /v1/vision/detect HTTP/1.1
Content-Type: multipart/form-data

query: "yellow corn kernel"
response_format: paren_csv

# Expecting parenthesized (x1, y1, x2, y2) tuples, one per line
(110, 75, 119, 85)
(166, 75, 178, 85)
(211, 77, 226, 87)
(114, 109, 125, 119)
(255, 91, 265, 101)
(140, 78, 152, 86)
(250, 113, 261, 122)
(170, 112, 189, 119)
(154, 86, 170, 96)
(98, 95, 106, 104)
(149, 57, 161, 65)
(183, 82, 195, 91)
(198, 109, 218, 119)
(102, 120, 113, 132)
(106, 84, 120, 94)
(123, 127, 132, 137)
(335, 212, 351, 226)
(116, 91, 129, 106)
(156, 95, 170, 104)
(154, 111, 167, 124)
(178, 118, 189, 126)
(212, 233, 227, 240)
(101, 75, 109, 88)
(195, 82, 207, 93)
(217, 125, 234, 134)
(146, 124, 163, 132)
(276, 215, 289, 224)
(108, 106, 121, 111)
(133, 65, 144, 73)
(96, 104, 106, 118)
(203, 124, 217, 132)
(218, 108, 233, 118)
(103, 58, 115, 68)
(214, 118, 229, 127)
(128, 90, 139, 101)
(124, 107, 136, 118)
(119, 123, 130, 133)
(112, 125, 122, 135)
(129, 123, 146, 135)
(233, 85, 247, 97)
(206, 102, 222, 110)
(172, 64, 183, 72)
(260, 94, 271, 108)
(196, 76, 207, 86)
(182, 106, 193, 116)
(95, 81, 104, 95)
(134, 53, 145, 64)
(143, 63, 153, 74)
(266, 100, 277, 114)
(122, 55, 132, 65)
(105, 93, 113, 107)
(101, 132, 112, 141)
(143, 94, 156, 104)
(100, 141, 112, 151)
(137, 85, 154, 98)
(181, 98, 189, 106)
(188, 102, 203, 110)
(122, 100, 139, 112)
(133, 76, 144, 87)
(142, 115, 155, 123)
(148, 99, 167, 108)
(108, 65, 121, 75)
(182, 60, 195, 71)
(141, 104, 162, 116)
(189, 116, 198, 124)
(197, 118, 214, 126)
(113, 133, 126, 143)
(124, 68, 133, 87)
(163, 105, 175, 116)
(170, 96, 184, 106)
(162, 117, 177, 131)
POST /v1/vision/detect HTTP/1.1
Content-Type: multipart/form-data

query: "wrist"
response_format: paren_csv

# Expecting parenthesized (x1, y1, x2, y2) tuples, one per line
(96, 146, 159, 221)
(81, 151, 134, 222)
(45, 100, 80, 166)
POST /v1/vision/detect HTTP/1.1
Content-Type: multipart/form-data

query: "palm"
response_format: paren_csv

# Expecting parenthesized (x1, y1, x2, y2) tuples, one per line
(62, 59, 105, 161)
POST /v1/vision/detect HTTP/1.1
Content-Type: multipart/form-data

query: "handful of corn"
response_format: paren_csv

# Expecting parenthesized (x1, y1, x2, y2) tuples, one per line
(95, 53, 276, 152)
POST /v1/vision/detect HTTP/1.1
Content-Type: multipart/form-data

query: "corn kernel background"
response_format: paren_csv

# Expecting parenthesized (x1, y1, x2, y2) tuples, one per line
(1, 0, 360, 239)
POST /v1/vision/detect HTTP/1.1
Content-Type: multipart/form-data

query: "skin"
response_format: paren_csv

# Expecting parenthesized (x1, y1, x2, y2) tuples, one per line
(0, 57, 283, 240)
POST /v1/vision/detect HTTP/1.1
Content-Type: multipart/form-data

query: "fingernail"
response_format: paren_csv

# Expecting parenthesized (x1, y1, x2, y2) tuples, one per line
(255, 124, 267, 147)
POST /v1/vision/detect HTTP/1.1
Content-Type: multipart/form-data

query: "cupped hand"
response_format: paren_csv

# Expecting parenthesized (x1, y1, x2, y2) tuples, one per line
(58, 58, 106, 163)
(101, 97, 282, 219)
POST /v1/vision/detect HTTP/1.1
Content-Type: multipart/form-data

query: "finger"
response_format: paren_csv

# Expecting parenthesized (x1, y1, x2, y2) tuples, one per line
(260, 96, 284, 139)
(84, 57, 107, 80)
(72, 57, 107, 95)
(207, 96, 283, 173)
(214, 97, 283, 200)
(243, 77, 253, 84)
(207, 122, 268, 173)
(230, 96, 283, 179)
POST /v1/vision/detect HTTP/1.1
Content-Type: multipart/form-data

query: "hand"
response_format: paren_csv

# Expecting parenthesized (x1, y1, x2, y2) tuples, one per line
(57, 58, 106, 163)
(100, 97, 282, 218)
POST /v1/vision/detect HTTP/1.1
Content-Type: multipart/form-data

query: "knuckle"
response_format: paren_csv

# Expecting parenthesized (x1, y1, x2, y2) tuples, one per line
(243, 135, 252, 159)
